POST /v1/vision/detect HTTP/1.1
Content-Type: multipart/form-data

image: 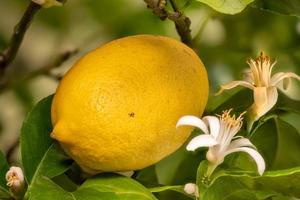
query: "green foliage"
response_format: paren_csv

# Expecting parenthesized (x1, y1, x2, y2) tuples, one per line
(78, 174, 157, 200)
(195, 0, 254, 14)
(20, 95, 56, 183)
(1, 0, 300, 199)
(0, 151, 11, 199)
(253, 0, 300, 18)
(197, 161, 300, 199)
(29, 174, 159, 200)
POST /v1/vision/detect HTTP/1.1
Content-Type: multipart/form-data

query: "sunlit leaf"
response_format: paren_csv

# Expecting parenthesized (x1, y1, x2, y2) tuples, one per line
(81, 174, 157, 200)
(30, 174, 158, 200)
(195, 0, 254, 14)
(30, 176, 117, 200)
(197, 161, 300, 199)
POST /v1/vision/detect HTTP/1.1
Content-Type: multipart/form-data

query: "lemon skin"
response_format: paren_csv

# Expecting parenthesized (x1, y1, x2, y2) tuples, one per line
(51, 35, 209, 174)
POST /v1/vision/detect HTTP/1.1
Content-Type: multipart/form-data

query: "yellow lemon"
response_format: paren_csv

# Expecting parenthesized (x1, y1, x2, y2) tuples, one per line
(51, 35, 209, 174)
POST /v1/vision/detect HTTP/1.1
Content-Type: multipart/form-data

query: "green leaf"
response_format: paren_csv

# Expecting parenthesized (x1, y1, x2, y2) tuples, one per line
(257, 167, 300, 197)
(276, 91, 300, 115)
(30, 174, 158, 200)
(251, 117, 300, 170)
(207, 89, 253, 115)
(20, 95, 72, 198)
(195, 0, 254, 14)
(80, 174, 157, 200)
(26, 143, 72, 198)
(29, 176, 117, 200)
(0, 151, 11, 199)
(21, 95, 54, 183)
(253, 0, 300, 18)
(197, 161, 300, 199)
(29, 176, 73, 200)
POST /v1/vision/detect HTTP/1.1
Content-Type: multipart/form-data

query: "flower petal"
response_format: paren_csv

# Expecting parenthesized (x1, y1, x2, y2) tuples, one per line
(270, 72, 300, 86)
(253, 87, 268, 107)
(202, 116, 220, 139)
(228, 138, 255, 149)
(215, 81, 255, 95)
(186, 134, 218, 151)
(282, 78, 291, 90)
(176, 115, 209, 134)
(252, 86, 278, 119)
(224, 147, 265, 175)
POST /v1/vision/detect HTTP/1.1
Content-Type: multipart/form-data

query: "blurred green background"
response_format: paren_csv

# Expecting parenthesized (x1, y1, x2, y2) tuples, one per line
(0, 0, 300, 167)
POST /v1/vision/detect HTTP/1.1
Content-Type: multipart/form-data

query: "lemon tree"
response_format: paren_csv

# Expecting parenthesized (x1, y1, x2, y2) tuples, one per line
(1, 0, 300, 200)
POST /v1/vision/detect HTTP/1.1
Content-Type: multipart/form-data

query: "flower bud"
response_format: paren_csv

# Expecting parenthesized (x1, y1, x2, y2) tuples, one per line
(184, 183, 199, 197)
(6, 167, 24, 194)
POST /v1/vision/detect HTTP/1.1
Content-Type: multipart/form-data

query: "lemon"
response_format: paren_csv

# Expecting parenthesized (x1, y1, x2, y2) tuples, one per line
(51, 35, 209, 174)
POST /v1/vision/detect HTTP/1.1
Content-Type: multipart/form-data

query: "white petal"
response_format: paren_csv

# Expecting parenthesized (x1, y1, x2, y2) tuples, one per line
(252, 86, 278, 118)
(270, 72, 300, 86)
(202, 116, 220, 139)
(176, 115, 209, 134)
(253, 87, 268, 107)
(215, 81, 254, 95)
(282, 78, 291, 90)
(186, 135, 218, 151)
(224, 147, 265, 175)
(228, 138, 255, 149)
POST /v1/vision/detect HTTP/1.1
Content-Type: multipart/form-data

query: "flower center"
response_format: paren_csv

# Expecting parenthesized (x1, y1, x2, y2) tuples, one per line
(247, 52, 276, 87)
(217, 109, 246, 151)
(7, 173, 19, 187)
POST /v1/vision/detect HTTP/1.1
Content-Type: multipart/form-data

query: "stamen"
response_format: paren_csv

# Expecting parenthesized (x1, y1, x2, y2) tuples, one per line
(247, 52, 276, 87)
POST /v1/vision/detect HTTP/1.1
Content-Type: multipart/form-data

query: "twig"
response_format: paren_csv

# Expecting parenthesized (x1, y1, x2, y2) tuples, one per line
(0, 2, 41, 78)
(144, 0, 193, 48)
(0, 49, 78, 93)
(169, 0, 179, 12)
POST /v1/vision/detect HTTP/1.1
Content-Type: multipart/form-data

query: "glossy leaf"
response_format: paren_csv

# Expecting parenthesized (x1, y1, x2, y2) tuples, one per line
(21, 95, 54, 183)
(207, 89, 253, 115)
(253, 0, 300, 18)
(26, 143, 72, 198)
(276, 91, 300, 115)
(195, 0, 254, 14)
(80, 174, 157, 200)
(30, 174, 158, 200)
(251, 117, 300, 170)
(197, 161, 300, 199)
(29, 176, 117, 200)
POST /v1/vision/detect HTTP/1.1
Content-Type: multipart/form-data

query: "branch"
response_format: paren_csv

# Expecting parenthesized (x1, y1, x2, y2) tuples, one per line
(0, 49, 78, 93)
(0, 2, 41, 78)
(144, 0, 193, 48)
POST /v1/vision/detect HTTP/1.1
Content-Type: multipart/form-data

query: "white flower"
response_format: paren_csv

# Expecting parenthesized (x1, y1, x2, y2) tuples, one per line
(216, 52, 300, 130)
(176, 110, 265, 176)
(31, 0, 63, 8)
(184, 183, 199, 197)
(6, 166, 24, 194)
